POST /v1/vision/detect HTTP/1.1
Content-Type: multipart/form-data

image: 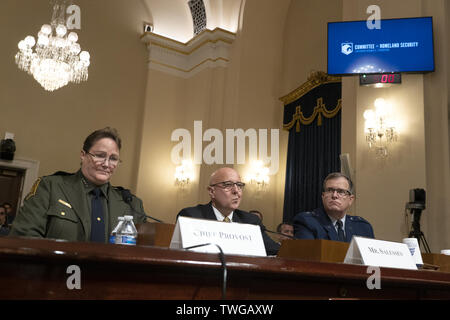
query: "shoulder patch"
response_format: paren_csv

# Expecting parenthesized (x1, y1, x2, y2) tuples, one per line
(25, 177, 42, 200)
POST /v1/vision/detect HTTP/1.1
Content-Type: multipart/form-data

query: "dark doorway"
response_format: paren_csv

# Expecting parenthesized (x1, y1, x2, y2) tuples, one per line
(0, 167, 25, 223)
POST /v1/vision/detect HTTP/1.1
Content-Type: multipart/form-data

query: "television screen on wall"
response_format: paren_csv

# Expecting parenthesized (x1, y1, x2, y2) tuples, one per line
(327, 17, 434, 75)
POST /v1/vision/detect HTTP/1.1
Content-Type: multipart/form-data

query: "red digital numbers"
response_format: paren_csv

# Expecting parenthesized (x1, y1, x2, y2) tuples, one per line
(381, 74, 395, 83)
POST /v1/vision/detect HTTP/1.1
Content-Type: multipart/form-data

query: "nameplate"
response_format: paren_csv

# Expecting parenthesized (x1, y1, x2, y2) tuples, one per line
(170, 216, 266, 256)
(344, 236, 417, 270)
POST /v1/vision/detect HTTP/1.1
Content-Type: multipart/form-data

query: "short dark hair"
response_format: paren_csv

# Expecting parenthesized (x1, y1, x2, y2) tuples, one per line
(323, 172, 353, 194)
(276, 222, 293, 233)
(249, 210, 263, 220)
(83, 127, 122, 152)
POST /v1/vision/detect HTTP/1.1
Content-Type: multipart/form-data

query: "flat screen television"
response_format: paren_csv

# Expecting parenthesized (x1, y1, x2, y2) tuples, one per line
(327, 17, 434, 75)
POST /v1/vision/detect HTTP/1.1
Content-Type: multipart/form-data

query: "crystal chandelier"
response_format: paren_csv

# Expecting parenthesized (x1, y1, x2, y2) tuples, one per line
(15, 0, 90, 92)
(363, 98, 398, 158)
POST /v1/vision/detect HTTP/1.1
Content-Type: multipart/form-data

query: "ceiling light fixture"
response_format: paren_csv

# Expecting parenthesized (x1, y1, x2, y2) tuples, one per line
(15, 0, 90, 92)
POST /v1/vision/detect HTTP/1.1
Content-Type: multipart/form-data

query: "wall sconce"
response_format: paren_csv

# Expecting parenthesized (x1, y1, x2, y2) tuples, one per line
(174, 159, 194, 189)
(245, 160, 270, 191)
(363, 98, 398, 158)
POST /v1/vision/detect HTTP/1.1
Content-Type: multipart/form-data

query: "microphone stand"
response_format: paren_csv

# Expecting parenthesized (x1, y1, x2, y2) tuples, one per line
(406, 202, 431, 253)
(129, 206, 164, 224)
(119, 188, 164, 223)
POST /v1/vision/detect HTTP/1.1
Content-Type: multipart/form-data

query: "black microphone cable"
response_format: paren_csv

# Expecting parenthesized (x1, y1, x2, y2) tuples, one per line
(119, 188, 164, 223)
(184, 243, 227, 300)
(260, 225, 296, 239)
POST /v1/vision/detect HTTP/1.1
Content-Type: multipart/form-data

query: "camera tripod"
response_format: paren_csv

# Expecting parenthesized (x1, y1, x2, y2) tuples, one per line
(408, 208, 431, 253)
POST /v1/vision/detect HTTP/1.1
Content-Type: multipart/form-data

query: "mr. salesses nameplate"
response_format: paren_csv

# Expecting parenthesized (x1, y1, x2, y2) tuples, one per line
(344, 236, 417, 270)
(170, 216, 266, 256)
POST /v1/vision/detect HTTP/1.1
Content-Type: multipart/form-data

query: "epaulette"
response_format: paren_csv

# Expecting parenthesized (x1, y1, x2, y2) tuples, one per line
(51, 171, 75, 176)
(347, 215, 370, 224)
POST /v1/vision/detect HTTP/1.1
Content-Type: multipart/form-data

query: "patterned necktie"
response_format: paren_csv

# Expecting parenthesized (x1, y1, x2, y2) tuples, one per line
(223, 216, 231, 223)
(336, 219, 345, 242)
(90, 188, 105, 243)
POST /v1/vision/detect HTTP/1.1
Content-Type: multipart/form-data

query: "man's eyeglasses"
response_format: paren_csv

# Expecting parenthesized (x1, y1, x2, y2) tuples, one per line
(323, 187, 352, 198)
(210, 181, 246, 191)
(86, 151, 121, 167)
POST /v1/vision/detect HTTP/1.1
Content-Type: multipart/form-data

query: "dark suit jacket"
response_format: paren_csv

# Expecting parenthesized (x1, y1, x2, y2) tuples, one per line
(177, 203, 280, 255)
(293, 207, 375, 242)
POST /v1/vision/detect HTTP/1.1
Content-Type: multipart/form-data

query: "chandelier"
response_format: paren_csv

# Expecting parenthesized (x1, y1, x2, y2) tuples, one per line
(15, 0, 90, 92)
(363, 98, 398, 158)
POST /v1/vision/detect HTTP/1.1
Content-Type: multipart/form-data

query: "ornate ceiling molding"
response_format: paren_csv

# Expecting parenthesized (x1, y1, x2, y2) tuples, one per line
(141, 28, 236, 78)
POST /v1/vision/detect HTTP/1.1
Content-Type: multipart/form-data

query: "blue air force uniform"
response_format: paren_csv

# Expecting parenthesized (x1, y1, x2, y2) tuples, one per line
(293, 207, 374, 242)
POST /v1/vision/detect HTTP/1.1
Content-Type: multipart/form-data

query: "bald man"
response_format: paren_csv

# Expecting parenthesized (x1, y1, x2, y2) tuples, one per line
(177, 167, 280, 255)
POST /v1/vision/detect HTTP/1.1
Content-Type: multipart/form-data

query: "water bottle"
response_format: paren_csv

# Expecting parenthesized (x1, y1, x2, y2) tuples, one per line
(115, 215, 138, 245)
(109, 216, 124, 244)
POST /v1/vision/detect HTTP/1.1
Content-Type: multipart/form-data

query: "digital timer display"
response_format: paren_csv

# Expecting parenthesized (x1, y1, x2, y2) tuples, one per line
(359, 73, 402, 85)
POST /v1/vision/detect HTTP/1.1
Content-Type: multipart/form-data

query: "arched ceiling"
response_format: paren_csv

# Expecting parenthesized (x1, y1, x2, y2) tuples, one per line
(143, 0, 243, 43)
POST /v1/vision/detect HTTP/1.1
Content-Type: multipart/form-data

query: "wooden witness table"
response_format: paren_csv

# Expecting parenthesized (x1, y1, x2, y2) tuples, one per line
(1, 236, 450, 299)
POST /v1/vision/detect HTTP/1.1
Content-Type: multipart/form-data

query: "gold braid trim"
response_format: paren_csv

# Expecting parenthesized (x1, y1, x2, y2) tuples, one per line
(25, 177, 42, 200)
(283, 98, 342, 132)
(279, 71, 341, 105)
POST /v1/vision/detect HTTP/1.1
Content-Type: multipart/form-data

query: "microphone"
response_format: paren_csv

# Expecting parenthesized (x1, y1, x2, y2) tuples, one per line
(260, 225, 295, 240)
(119, 188, 164, 223)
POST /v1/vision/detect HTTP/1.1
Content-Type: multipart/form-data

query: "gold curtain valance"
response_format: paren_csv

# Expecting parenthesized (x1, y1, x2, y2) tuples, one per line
(280, 71, 342, 132)
(283, 97, 342, 132)
(279, 71, 341, 105)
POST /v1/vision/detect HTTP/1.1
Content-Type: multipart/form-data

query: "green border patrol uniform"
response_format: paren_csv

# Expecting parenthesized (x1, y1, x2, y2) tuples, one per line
(10, 170, 146, 242)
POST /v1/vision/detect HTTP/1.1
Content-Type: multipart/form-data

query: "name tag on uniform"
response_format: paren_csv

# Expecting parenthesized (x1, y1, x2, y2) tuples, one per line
(170, 216, 266, 256)
(344, 236, 417, 270)
(58, 199, 72, 208)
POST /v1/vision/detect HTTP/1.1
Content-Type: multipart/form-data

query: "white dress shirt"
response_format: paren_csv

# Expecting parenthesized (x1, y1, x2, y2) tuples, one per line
(212, 205, 234, 222)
